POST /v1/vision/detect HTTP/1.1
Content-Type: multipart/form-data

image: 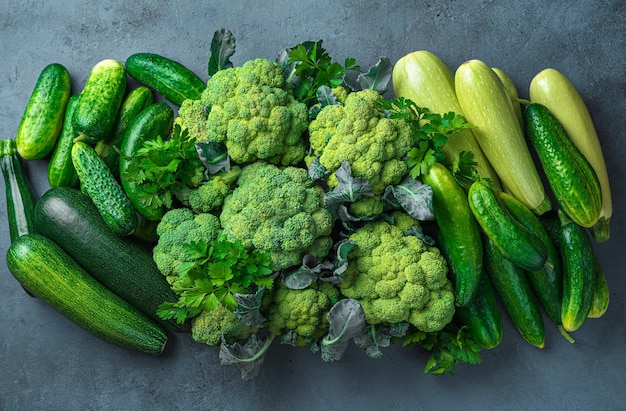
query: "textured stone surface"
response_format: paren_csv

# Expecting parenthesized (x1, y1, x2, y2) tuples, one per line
(1, 1, 625, 409)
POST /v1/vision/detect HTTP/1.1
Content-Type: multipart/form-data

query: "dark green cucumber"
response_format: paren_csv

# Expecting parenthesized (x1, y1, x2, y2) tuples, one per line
(422, 162, 483, 306)
(71, 141, 137, 236)
(588, 255, 609, 318)
(483, 236, 545, 349)
(47, 94, 81, 188)
(558, 210, 595, 331)
(468, 181, 547, 272)
(119, 102, 174, 221)
(6, 233, 168, 355)
(73, 59, 127, 144)
(524, 103, 602, 228)
(16, 63, 71, 160)
(498, 192, 562, 326)
(95, 86, 154, 175)
(125, 53, 206, 106)
(33, 187, 186, 332)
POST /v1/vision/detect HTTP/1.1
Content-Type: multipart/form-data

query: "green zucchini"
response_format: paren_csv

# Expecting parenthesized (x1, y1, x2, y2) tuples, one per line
(73, 59, 127, 144)
(71, 141, 138, 236)
(558, 210, 595, 332)
(422, 162, 483, 306)
(524, 103, 602, 228)
(119, 102, 174, 221)
(587, 255, 610, 318)
(455, 59, 550, 214)
(125, 53, 206, 106)
(529, 68, 612, 241)
(6, 233, 168, 355)
(16, 63, 72, 160)
(95, 86, 154, 176)
(33, 187, 186, 332)
(483, 236, 545, 349)
(47, 94, 81, 188)
(468, 181, 547, 272)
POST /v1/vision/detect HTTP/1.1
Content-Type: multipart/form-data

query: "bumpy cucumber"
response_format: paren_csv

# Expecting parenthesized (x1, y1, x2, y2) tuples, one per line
(125, 53, 206, 106)
(524, 103, 602, 228)
(71, 141, 137, 236)
(16, 63, 72, 160)
(587, 255, 610, 319)
(119, 102, 174, 221)
(73, 59, 127, 144)
(47, 94, 81, 188)
(468, 181, 547, 272)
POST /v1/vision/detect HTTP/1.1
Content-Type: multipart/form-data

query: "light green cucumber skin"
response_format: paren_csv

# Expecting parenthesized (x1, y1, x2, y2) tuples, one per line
(73, 59, 127, 144)
(6, 233, 168, 355)
(468, 181, 547, 272)
(95, 86, 154, 175)
(71, 141, 137, 236)
(119, 102, 174, 221)
(125, 53, 205, 106)
(47, 94, 81, 188)
(16, 63, 72, 160)
(524, 103, 602, 228)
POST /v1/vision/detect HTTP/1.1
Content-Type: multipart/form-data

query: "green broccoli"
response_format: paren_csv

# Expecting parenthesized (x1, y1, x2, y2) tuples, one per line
(190, 303, 259, 347)
(152, 207, 222, 284)
(174, 166, 242, 214)
(219, 161, 334, 271)
(263, 280, 340, 346)
(178, 58, 309, 166)
(338, 212, 455, 333)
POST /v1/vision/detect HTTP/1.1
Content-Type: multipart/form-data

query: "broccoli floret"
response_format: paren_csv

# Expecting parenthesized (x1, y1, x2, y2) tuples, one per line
(190, 303, 258, 347)
(153, 208, 222, 284)
(179, 58, 309, 166)
(263, 280, 340, 346)
(174, 166, 242, 214)
(338, 212, 455, 333)
(219, 162, 334, 271)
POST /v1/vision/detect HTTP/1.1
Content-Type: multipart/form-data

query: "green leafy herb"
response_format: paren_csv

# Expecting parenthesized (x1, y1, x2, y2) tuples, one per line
(208, 28, 236, 76)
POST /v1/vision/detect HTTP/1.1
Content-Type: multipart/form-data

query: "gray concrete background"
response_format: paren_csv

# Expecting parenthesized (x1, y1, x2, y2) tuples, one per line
(1, 1, 625, 409)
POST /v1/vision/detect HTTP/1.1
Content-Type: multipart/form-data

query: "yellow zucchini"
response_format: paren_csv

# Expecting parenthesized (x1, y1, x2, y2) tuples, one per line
(491, 67, 523, 128)
(455, 59, 550, 214)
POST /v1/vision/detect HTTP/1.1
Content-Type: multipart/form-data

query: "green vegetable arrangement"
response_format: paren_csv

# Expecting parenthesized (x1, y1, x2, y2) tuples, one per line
(1, 28, 613, 380)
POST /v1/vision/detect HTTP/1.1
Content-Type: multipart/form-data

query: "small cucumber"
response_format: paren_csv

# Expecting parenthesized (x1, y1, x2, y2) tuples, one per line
(558, 210, 595, 332)
(422, 162, 483, 306)
(16, 63, 72, 160)
(524, 103, 602, 228)
(587, 255, 610, 319)
(47, 94, 81, 188)
(468, 181, 547, 272)
(95, 86, 154, 176)
(483, 236, 545, 349)
(119, 102, 174, 221)
(71, 141, 137, 236)
(6, 233, 168, 355)
(73, 59, 127, 144)
(125, 53, 206, 106)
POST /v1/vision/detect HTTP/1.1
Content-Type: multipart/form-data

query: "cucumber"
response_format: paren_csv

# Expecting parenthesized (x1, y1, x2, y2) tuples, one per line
(119, 102, 174, 221)
(47, 94, 81, 188)
(524, 103, 602, 228)
(498, 192, 562, 326)
(558, 210, 595, 332)
(125, 53, 206, 106)
(483, 236, 545, 349)
(33, 187, 186, 332)
(95, 86, 154, 176)
(73, 59, 127, 144)
(455, 59, 550, 214)
(391, 50, 500, 186)
(422, 162, 482, 306)
(491, 67, 523, 128)
(529, 68, 612, 241)
(468, 181, 547, 272)
(16, 63, 72, 160)
(71, 141, 138, 236)
(6, 233, 168, 355)
(588, 255, 610, 319)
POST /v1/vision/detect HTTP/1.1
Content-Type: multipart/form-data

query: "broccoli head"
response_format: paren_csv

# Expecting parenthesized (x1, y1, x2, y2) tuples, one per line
(338, 212, 455, 333)
(263, 280, 340, 346)
(190, 303, 258, 347)
(174, 166, 242, 214)
(179, 58, 309, 166)
(152, 207, 222, 284)
(219, 161, 334, 271)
